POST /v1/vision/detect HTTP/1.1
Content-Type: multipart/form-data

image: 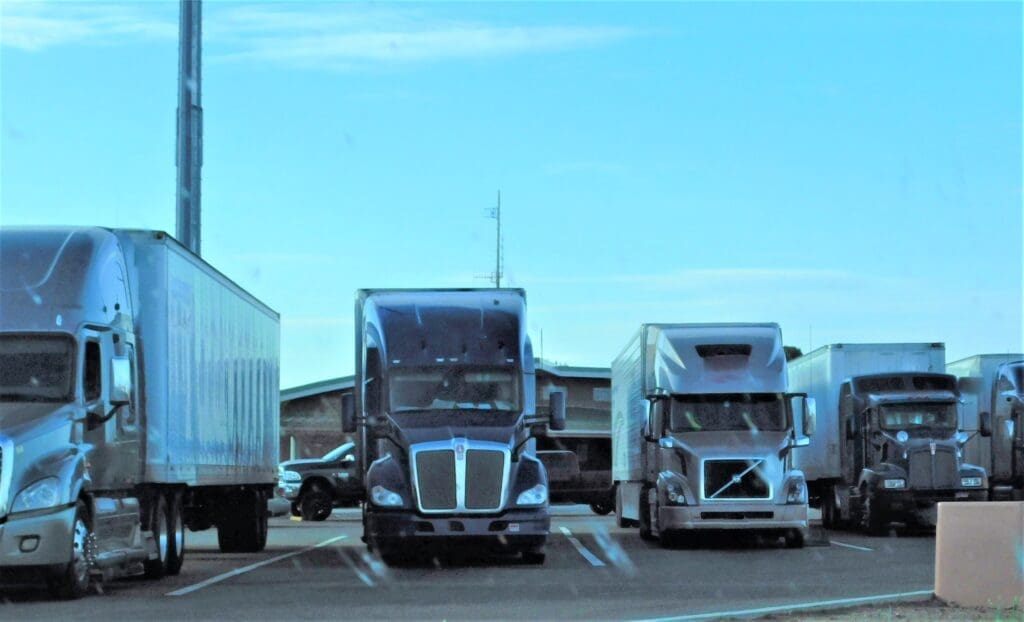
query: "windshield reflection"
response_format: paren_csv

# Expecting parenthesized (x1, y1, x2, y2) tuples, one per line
(389, 366, 520, 413)
(0, 334, 75, 403)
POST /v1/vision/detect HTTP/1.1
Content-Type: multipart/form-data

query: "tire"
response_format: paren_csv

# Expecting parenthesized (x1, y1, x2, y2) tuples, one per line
(165, 490, 186, 576)
(521, 549, 546, 565)
(638, 487, 656, 542)
(589, 501, 613, 516)
(218, 490, 269, 553)
(784, 529, 805, 549)
(48, 500, 92, 600)
(290, 502, 301, 518)
(821, 485, 835, 530)
(300, 487, 332, 522)
(862, 495, 887, 536)
(144, 494, 170, 579)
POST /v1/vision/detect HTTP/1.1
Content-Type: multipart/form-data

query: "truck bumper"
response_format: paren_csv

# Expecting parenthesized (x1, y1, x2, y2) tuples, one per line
(874, 489, 988, 520)
(0, 505, 76, 569)
(366, 507, 550, 551)
(659, 504, 808, 532)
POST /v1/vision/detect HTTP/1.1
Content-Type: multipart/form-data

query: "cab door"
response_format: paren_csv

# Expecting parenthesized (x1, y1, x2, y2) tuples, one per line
(81, 329, 140, 490)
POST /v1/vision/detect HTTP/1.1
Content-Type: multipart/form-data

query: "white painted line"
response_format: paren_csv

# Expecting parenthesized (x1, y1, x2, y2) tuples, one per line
(341, 551, 375, 587)
(166, 535, 348, 596)
(634, 589, 933, 622)
(829, 539, 874, 552)
(559, 526, 605, 567)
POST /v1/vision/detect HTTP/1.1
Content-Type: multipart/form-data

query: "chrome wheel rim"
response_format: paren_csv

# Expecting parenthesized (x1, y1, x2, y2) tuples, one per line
(71, 517, 90, 587)
(174, 507, 184, 554)
(157, 509, 168, 562)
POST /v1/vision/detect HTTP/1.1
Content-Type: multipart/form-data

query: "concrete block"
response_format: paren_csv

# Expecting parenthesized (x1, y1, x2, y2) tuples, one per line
(935, 501, 1024, 608)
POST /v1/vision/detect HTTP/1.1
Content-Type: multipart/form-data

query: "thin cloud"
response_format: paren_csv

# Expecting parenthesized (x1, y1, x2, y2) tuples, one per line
(2, 2, 636, 69)
(521, 268, 881, 289)
(0, 3, 176, 51)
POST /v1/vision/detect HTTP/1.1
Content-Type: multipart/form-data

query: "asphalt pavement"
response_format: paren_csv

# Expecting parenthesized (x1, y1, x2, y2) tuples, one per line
(0, 506, 937, 620)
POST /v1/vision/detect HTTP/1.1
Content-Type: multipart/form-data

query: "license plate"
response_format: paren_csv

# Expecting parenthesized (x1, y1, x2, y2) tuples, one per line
(508, 523, 520, 533)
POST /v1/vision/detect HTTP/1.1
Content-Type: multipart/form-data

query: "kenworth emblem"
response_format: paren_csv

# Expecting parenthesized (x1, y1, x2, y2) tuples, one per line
(930, 442, 936, 456)
(455, 442, 466, 461)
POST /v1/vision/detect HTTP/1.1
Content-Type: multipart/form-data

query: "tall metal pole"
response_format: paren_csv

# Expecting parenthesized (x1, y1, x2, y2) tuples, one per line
(176, 0, 203, 255)
(495, 191, 502, 288)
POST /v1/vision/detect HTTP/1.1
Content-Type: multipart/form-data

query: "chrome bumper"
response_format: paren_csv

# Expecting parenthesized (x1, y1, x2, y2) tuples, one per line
(660, 503, 808, 531)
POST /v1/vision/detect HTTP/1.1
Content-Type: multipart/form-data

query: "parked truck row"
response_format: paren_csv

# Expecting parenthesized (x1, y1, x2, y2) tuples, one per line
(3, 227, 1019, 599)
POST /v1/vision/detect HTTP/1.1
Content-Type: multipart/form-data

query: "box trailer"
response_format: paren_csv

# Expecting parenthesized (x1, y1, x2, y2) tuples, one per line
(789, 343, 987, 532)
(612, 323, 813, 547)
(0, 227, 279, 598)
(947, 354, 1024, 500)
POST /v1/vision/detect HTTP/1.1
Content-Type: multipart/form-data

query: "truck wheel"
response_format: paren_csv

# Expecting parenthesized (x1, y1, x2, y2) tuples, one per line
(821, 486, 836, 529)
(300, 488, 332, 522)
(862, 496, 887, 536)
(218, 490, 268, 553)
(165, 491, 186, 576)
(784, 529, 805, 549)
(590, 502, 613, 516)
(638, 487, 656, 542)
(48, 501, 92, 600)
(144, 494, 170, 579)
(521, 548, 546, 565)
(290, 502, 301, 518)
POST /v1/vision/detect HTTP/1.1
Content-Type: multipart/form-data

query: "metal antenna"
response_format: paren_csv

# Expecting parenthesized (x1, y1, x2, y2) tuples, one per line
(476, 191, 504, 287)
(176, 0, 203, 255)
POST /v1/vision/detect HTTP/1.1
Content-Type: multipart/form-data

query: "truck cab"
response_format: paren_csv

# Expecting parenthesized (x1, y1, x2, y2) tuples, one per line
(832, 373, 988, 532)
(342, 289, 564, 565)
(985, 361, 1023, 500)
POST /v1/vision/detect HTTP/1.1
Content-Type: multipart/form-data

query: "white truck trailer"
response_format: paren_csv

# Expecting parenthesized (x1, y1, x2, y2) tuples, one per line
(612, 323, 813, 547)
(790, 343, 987, 532)
(947, 354, 1024, 500)
(0, 227, 279, 598)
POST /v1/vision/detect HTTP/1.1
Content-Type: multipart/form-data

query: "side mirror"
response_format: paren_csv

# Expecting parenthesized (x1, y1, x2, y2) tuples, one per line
(646, 399, 665, 442)
(548, 391, 566, 432)
(845, 417, 856, 440)
(341, 454, 356, 466)
(803, 397, 816, 437)
(979, 411, 992, 438)
(341, 393, 356, 434)
(109, 356, 131, 406)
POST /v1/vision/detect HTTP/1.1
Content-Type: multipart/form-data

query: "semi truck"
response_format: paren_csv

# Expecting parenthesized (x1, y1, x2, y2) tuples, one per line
(947, 354, 1024, 500)
(341, 289, 564, 564)
(789, 343, 988, 533)
(0, 227, 279, 598)
(612, 323, 814, 548)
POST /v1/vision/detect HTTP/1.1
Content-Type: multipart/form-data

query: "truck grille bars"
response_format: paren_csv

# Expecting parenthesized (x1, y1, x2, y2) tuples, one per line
(410, 440, 511, 514)
(0, 440, 11, 517)
(703, 459, 771, 500)
(908, 446, 958, 489)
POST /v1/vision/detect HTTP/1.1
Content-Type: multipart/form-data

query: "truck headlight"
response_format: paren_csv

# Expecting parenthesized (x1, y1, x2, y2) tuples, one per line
(516, 484, 548, 506)
(960, 477, 983, 488)
(11, 477, 62, 513)
(280, 470, 302, 483)
(785, 479, 807, 505)
(665, 483, 686, 505)
(370, 485, 403, 507)
(883, 478, 906, 490)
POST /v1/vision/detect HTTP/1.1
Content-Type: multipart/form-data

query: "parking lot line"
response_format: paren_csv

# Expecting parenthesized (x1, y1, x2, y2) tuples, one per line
(634, 588, 934, 622)
(829, 539, 874, 552)
(559, 526, 606, 567)
(166, 535, 348, 597)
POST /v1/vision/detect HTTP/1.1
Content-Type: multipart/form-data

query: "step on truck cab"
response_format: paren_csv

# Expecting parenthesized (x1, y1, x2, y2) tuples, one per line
(612, 323, 814, 547)
(342, 289, 564, 565)
(0, 227, 279, 598)
(790, 343, 988, 533)
(947, 354, 1024, 501)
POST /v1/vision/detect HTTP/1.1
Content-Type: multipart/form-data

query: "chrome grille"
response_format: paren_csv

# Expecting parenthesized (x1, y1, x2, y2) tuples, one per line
(410, 440, 510, 514)
(703, 459, 771, 500)
(908, 447, 957, 489)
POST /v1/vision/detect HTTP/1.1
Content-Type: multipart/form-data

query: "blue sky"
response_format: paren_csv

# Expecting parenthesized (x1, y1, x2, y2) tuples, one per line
(2, 2, 1021, 389)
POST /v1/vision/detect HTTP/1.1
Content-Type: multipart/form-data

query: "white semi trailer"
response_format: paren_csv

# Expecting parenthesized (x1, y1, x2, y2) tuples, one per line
(612, 323, 813, 547)
(947, 354, 1024, 500)
(0, 227, 279, 598)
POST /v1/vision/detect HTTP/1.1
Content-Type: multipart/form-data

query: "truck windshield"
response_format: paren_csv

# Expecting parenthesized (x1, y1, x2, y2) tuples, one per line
(669, 394, 785, 432)
(0, 334, 75, 403)
(878, 403, 957, 431)
(389, 366, 520, 413)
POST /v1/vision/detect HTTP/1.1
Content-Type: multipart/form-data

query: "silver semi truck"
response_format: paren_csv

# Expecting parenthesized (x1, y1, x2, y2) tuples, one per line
(789, 343, 988, 533)
(612, 323, 813, 547)
(0, 227, 279, 598)
(947, 354, 1024, 500)
(341, 289, 564, 564)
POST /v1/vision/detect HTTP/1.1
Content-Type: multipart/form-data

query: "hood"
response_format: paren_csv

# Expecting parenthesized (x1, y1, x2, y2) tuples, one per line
(668, 430, 791, 459)
(0, 402, 76, 440)
(278, 458, 327, 470)
(388, 419, 520, 448)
